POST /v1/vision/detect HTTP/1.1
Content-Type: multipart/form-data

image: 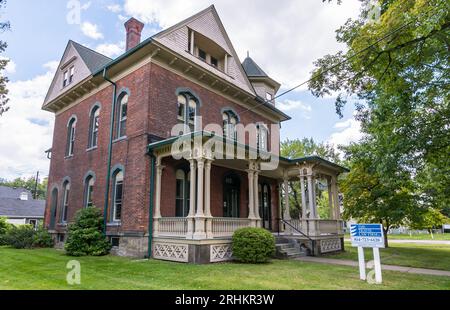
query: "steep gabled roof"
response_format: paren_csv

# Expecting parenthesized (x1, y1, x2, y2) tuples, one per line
(242, 56, 268, 77)
(71, 40, 112, 73)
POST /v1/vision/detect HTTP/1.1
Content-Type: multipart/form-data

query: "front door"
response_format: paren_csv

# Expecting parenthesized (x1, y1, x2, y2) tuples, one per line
(259, 184, 272, 230)
(223, 174, 240, 218)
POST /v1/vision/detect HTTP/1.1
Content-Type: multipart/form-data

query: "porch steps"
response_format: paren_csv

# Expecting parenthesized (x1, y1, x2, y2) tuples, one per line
(275, 242, 308, 259)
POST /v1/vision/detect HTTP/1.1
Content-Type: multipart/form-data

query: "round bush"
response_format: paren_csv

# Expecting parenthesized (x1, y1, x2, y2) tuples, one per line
(5, 225, 35, 249)
(65, 207, 111, 257)
(232, 227, 275, 263)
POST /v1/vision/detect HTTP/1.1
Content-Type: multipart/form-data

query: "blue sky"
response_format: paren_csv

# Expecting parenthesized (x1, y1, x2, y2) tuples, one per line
(0, 0, 362, 180)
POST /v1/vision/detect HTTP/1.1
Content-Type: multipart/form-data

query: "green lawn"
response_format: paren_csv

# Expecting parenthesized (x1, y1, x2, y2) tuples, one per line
(0, 246, 449, 290)
(330, 242, 450, 271)
(344, 233, 450, 241)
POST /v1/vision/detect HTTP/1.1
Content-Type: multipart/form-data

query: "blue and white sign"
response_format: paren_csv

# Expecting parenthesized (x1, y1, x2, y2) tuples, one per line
(350, 224, 385, 248)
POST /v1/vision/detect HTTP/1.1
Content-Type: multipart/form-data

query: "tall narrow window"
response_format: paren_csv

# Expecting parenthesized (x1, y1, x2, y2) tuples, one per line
(88, 106, 100, 148)
(63, 71, 68, 87)
(66, 117, 76, 157)
(69, 66, 74, 84)
(61, 181, 70, 223)
(117, 94, 128, 139)
(112, 170, 124, 222)
(84, 175, 95, 208)
(222, 110, 239, 140)
(257, 124, 268, 152)
(175, 169, 191, 217)
(176, 92, 199, 133)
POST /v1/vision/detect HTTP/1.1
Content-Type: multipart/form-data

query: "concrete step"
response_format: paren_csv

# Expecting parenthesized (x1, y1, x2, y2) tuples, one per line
(275, 243, 308, 259)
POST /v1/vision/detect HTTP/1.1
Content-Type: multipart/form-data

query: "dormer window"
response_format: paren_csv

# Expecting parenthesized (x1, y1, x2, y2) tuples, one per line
(198, 49, 207, 61)
(63, 66, 75, 88)
(188, 29, 228, 74)
(211, 57, 218, 68)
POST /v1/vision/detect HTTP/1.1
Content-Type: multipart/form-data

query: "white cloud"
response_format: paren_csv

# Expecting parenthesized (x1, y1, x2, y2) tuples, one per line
(123, 0, 361, 90)
(328, 118, 363, 147)
(107, 4, 122, 13)
(95, 42, 125, 58)
(0, 62, 57, 180)
(277, 99, 311, 113)
(81, 1, 91, 11)
(81, 22, 104, 40)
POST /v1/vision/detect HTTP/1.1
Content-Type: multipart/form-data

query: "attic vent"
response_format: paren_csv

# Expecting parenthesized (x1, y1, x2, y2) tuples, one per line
(20, 192, 28, 201)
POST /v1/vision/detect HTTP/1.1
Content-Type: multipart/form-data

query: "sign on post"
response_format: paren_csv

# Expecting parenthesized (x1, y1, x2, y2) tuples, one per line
(350, 224, 385, 284)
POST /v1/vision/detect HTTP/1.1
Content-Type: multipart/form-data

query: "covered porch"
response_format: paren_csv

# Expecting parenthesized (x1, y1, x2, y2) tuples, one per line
(147, 133, 348, 263)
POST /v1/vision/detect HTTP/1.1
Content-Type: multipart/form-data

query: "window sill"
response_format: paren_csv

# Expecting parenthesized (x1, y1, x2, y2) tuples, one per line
(113, 136, 127, 143)
(86, 146, 98, 152)
(57, 223, 68, 227)
(107, 222, 121, 227)
(64, 155, 74, 160)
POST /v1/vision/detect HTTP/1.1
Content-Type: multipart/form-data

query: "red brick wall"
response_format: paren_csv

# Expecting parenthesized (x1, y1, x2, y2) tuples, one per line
(45, 61, 280, 234)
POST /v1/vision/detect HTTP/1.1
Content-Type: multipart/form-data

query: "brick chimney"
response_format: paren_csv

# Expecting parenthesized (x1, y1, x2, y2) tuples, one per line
(124, 18, 145, 51)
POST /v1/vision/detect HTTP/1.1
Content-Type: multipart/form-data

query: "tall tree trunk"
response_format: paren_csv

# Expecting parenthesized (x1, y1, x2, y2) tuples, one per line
(383, 227, 389, 248)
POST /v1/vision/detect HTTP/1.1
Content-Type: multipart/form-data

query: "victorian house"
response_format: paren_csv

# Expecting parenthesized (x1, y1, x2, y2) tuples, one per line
(42, 6, 347, 263)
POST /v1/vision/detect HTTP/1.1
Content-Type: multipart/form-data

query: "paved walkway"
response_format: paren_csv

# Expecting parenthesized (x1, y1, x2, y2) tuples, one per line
(344, 239, 450, 245)
(296, 256, 450, 277)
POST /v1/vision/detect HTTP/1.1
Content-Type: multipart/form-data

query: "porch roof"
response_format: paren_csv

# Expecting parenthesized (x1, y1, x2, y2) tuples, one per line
(146, 131, 349, 174)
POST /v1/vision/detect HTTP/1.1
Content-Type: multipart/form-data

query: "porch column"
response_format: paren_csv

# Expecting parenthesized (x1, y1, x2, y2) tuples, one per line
(247, 169, 257, 227)
(331, 176, 340, 220)
(299, 173, 307, 219)
(204, 159, 213, 239)
(327, 177, 334, 220)
(307, 173, 317, 219)
(193, 158, 206, 239)
(283, 178, 291, 221)
(253, 170, 261, 227)
(186, 159, 196, 239)
(153, 157, 164, 238)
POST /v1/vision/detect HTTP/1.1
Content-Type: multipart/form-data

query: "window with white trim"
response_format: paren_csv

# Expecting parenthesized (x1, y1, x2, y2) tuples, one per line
(177, 92, 199, 132)
(222, 110, 239, 140)
(257, 124, 269, 152)
(84, 176, 95, 208)
(175, 169, 190, 217)
(61, 181, 70, 223)
(88, 106, 100, 148)
(112, 170, 124, 222)
(117, 94, 128, 139)
(66, 118, 76, 157)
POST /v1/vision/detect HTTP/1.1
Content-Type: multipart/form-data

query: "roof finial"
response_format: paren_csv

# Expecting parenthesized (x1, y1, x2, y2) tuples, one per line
(247, 51, 249, 58)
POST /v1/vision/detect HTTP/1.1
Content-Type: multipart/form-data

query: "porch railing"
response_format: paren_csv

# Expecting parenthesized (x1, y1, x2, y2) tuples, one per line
(284, 219, 344, 236)
(211, 218, 252, 238)
(158, 217, 188, 237)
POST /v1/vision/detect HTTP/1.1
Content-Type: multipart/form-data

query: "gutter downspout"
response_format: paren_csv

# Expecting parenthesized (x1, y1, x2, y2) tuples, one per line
(147, 150, 156, 258)
(102, 68, 117, 235)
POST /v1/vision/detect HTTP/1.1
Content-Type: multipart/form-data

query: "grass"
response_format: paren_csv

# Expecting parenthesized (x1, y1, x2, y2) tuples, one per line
(0, 246, 449, 290)
(330, 242, 450, 271)
(344, 233, 450, 241)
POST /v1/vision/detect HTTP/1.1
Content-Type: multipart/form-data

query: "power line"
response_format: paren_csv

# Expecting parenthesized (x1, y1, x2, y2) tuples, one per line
(239, 4, 438, 116)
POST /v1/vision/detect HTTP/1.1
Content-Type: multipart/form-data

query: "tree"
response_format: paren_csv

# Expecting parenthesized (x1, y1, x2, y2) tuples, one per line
(408, 208, 448, 239)
(281, 138, 341, 218)
(310, 0, 449, 237)
(0, 0, 10, 116)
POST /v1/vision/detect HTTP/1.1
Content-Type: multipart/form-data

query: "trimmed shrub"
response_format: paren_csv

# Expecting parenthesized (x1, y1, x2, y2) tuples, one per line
(6, 225, 35, 249)
(65, 207, 111, 257)
(232, 227, 276, 263)
(32, 227, 54, 248)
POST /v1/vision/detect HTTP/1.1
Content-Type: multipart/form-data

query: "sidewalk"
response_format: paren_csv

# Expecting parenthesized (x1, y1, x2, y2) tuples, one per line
(296, 256, 450, 277)
(344, 239, 450, 245)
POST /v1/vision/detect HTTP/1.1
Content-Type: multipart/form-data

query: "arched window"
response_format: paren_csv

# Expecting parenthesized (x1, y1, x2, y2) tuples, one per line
(61, 181, 70, 223)
(66, 117, 76, 156)
(112, 170, 124, 222)
(223, 174, 240, 218)
(257, 123, 269, 152)
(49, 188, 58, 229)
(222, 110, 239, 140)
(177, 91, 200, 132)
(84, 175, 95, 208)
(116, 93, 128, 139)
(175, 169, 190, 217)
(88, 105, 100, 148)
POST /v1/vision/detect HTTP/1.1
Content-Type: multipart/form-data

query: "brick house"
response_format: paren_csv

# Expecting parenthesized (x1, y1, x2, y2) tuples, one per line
(42, 6, 347, 263)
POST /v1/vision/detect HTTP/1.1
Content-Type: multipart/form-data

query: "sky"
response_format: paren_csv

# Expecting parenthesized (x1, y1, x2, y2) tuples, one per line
(0, 0, 363, 181)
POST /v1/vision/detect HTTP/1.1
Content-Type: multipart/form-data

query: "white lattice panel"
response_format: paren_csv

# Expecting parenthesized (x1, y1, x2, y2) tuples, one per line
(320, 239, 342, 253)
(210, 244, 233, 262)
(153, 242, 189, 262)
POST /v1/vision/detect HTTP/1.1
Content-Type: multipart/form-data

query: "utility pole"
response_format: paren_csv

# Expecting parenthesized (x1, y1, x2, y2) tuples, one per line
(33, 171, 39, 199)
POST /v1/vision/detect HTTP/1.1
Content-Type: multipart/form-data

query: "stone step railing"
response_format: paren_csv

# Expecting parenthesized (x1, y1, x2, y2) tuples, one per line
(211, 218, 252, 238)
(157, 217, 188, 237)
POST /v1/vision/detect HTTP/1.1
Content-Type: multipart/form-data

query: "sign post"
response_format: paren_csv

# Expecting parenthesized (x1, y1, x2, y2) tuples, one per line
(350, 224, 385, 284)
